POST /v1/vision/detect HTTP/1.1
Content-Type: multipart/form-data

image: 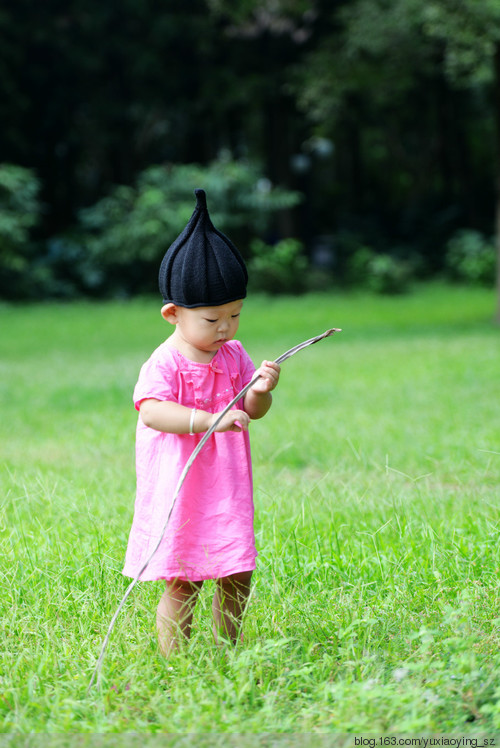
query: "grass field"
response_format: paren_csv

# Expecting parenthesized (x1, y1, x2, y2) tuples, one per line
(1, 283, 499, 736)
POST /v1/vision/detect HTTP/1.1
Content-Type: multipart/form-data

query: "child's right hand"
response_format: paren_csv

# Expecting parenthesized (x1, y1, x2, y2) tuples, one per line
(209, 409, 250, 432)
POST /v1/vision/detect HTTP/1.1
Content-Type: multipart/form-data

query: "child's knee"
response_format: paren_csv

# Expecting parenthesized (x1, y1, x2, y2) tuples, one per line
(220, 570, 253, 591)
(165, 577, 203, 599)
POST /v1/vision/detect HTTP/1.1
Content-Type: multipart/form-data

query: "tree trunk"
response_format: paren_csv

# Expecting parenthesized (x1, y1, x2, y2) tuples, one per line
(494, 43, 500, 323)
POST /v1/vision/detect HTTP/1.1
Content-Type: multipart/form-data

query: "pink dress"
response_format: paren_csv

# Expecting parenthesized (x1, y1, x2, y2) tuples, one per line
(122, 339, 257, 582)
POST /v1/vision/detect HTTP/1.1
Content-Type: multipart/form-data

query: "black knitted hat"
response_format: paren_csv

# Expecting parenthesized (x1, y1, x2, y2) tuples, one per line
(158, 189, 248, 308)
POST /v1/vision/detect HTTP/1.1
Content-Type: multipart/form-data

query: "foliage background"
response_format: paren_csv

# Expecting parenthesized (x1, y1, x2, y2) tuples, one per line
(0, 0, 499, 302)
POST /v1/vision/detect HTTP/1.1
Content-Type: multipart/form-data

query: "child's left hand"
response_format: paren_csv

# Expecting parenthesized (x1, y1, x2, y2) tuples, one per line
(251, 360, 281, 394)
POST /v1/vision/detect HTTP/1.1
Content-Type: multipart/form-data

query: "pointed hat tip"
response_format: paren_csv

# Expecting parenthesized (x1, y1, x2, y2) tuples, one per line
(194, 188, 207, 209)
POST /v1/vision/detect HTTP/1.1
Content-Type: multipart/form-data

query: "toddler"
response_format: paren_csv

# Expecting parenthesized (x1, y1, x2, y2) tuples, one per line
(122, 189, 280, 655)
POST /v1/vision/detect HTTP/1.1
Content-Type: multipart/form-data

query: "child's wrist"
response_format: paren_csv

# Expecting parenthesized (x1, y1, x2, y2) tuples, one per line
(252, 387, 269, 396)
(190, 409, 212, 434)
(247, 386, 271, 401)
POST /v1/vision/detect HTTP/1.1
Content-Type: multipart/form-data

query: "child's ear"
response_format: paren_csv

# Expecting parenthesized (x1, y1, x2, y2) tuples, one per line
(161, 303, 178, 325)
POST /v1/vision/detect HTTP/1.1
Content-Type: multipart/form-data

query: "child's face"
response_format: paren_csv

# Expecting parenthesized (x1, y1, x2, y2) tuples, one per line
(163, 299, 244, 355)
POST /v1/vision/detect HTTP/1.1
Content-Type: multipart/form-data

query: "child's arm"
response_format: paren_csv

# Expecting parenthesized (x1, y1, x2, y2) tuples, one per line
(244, 360, 281, 420)
(140, 360, 280, 432)
(139, 399, 250, 434)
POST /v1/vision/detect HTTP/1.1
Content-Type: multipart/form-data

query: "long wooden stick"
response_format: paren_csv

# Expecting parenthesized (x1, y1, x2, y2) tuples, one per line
(88, 327, 341, 690)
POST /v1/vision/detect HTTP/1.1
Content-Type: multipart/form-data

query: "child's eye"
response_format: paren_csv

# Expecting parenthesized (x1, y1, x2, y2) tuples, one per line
(204, 318, 217, 323)
(231, 314, 240, 319)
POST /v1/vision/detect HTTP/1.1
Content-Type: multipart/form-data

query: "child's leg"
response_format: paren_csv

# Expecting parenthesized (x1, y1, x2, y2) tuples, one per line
(212, 570, 253, 644)
(157, 578, 203, 657)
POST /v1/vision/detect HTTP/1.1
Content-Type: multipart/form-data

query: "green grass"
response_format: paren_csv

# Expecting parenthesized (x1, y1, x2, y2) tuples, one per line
(1, 283, 500, 734)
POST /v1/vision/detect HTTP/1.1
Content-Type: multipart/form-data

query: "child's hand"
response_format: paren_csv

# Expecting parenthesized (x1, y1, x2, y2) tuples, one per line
(210, 409, 250, 432)
(250, 361, 281, 394)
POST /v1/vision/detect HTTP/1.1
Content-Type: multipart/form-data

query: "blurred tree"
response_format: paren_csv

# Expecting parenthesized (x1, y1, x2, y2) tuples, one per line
(422, 0, 500, 318)
(291, 0, 500, 312)
(78, 157, 302, 295)
(202, 0, 325, 239)
(294, 1, 494, 252)
(0, 1, 243, 232)
(0, 165, 41, 298)
(0, 0, 311, 239)
(0, 0, 499, 300)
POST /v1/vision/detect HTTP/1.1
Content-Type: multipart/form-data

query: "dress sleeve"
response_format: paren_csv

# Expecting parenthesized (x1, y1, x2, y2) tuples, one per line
(237, 341, 257, 388)
(133, 346, 178, 411)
